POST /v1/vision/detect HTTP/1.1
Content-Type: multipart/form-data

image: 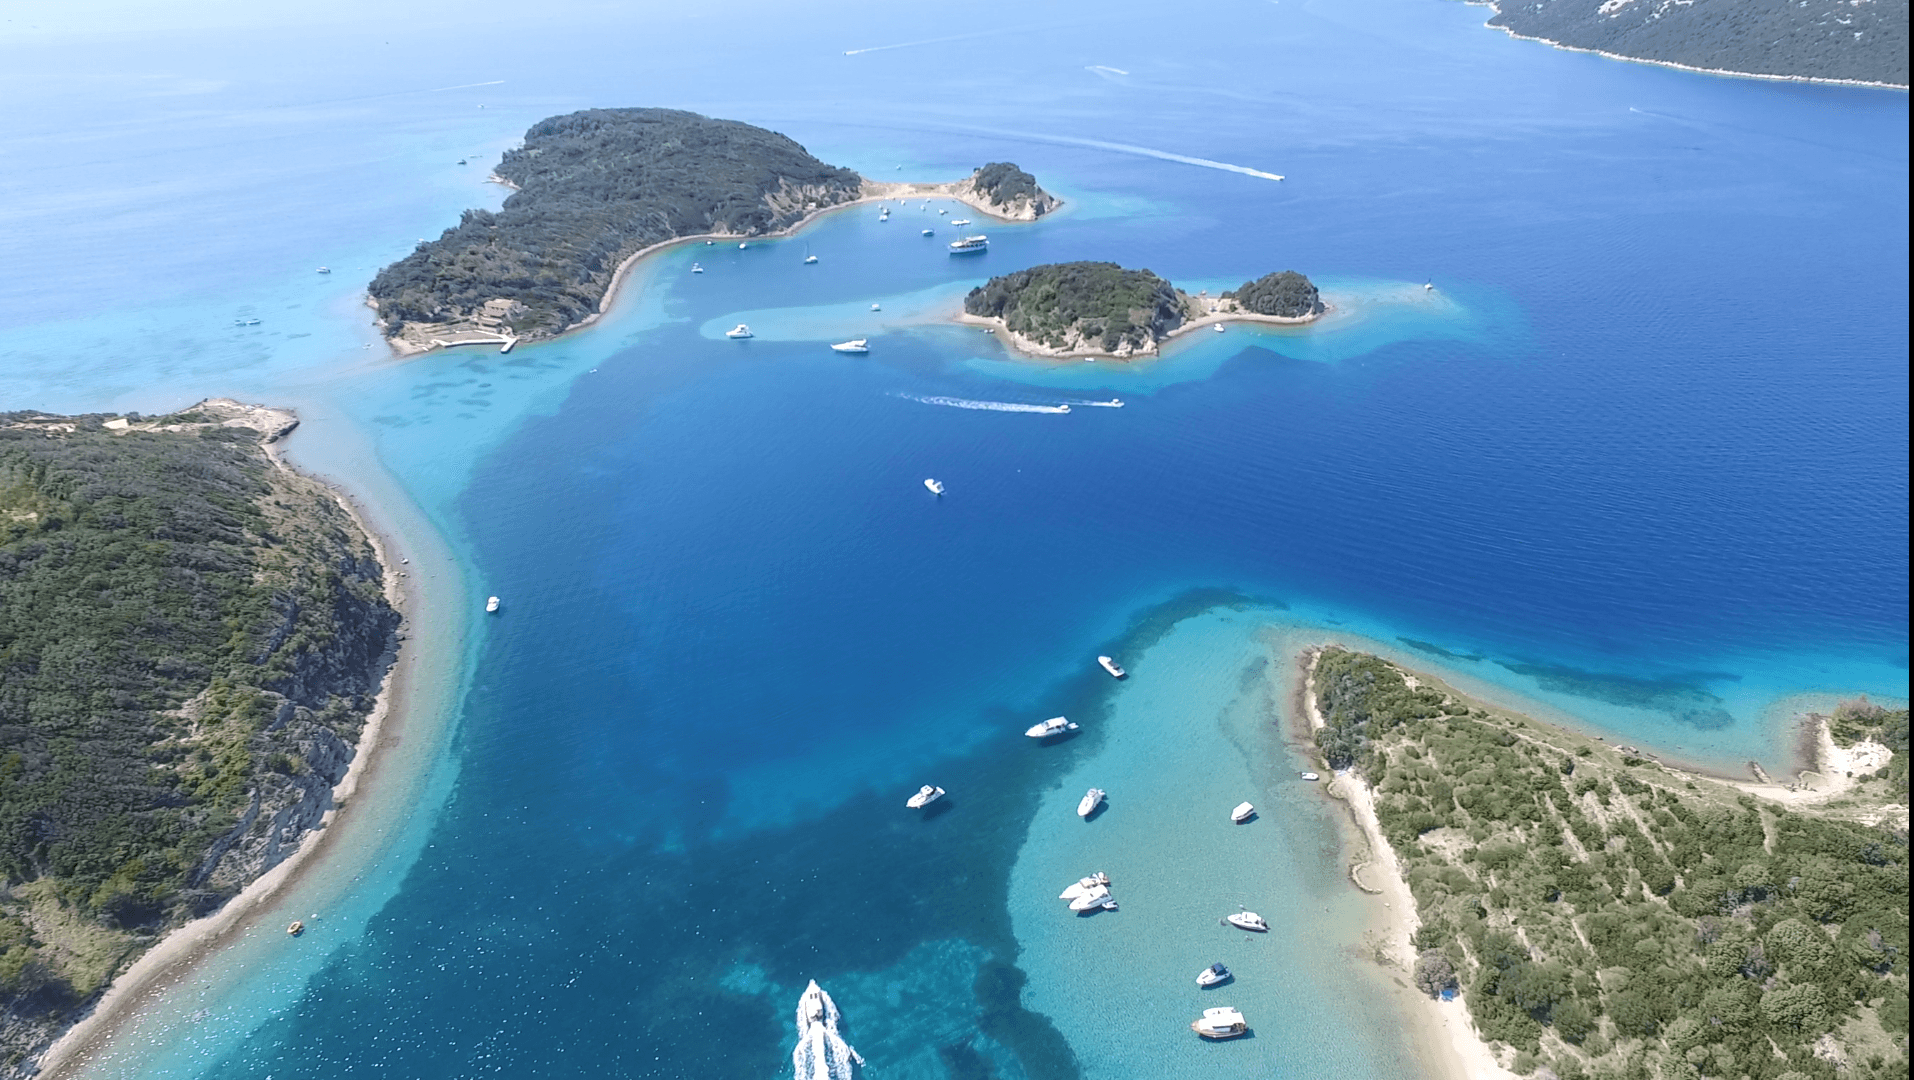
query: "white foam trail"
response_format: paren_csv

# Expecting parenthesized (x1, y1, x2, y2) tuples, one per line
(1065, 398, 1126, 408)
(1086, 65, 1130, 76)
(1050, 135, 1283, 181)
(897, 393, 1071, 414)
(426, 80, 506, 93)
(845, 30, 1002, 55)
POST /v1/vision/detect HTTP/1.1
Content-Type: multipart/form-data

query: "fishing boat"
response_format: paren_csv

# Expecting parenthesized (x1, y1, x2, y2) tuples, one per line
(792, 980, 864, 1080)
(830, 339, 869, 354)
(924, 478, 944, 495)
(1197, 963, 1232, 988)
(1025, 716, 1079, 739)
(1230, 801, 1255, 823)
(1077, 788, 1105, 818)
(1058, 872, 1110, 900)
(906, 784, 945, 809)
(1226, 911, 1269, 932)
(485, 596, 500, 614)
(1300, 771, 1320, 781)
(725, 324, 754, 339)
(1191, 1006, 1248, 1039)
(1097, 655, 1126, 679)
(948, 235, 988, 254)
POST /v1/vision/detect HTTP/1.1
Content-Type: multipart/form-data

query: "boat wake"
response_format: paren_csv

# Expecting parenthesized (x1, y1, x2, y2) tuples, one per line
(793, 980, 863, 1080)
(896, 393, 1071, 414)
(1064, 398, 1125, 408)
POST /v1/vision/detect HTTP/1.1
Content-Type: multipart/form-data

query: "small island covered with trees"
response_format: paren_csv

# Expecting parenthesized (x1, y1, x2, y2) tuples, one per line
(959, 262, 1324, 359)
(0, 402, 401, 1069)
(1306, 647, 1908, 1080)
(369, 108, 1062, 353)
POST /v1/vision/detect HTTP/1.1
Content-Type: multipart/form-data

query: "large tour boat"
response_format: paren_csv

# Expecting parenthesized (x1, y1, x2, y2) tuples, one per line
(948, 235, 989, 255)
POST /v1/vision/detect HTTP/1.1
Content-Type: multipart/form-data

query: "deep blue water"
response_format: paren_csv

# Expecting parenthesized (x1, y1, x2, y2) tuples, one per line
(0, 0, 1906, 1076)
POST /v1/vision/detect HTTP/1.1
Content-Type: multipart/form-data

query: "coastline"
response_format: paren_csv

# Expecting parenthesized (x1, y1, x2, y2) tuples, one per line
(388, 175, 1060, 356)
(953, 299, 1330, 362)
(1297, 645, 1519, 1080)
(35, 403, 445, 1080)
(1466, 1, 1909, 91)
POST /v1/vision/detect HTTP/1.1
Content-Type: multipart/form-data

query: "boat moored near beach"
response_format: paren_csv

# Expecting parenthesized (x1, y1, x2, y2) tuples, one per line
(906, 784, 945, 809)
(1024, 716, 1079, 739)
(1225, 911, 1269, 932)
(1096, 655, 1126, 679)
(1300, 771, 1320, 781)
(725, 324, 754, 339)
(1191, 1006, 1248, 1039)
(1077, 787, 1105, 818)
(1230, 801, 1255, 823)
(792, 980, 864, 1080)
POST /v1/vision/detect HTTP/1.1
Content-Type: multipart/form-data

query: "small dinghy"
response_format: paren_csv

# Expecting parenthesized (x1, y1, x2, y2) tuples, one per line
(1197, 963, 1232, 988)
(1077, 788, 1105, 818)
(1226, 911, 1269, 932)
(1025, 716, 1079, 739)
(1191, 1006, 1248, 1039)
(1230, 801, 1255, 823)
(906, 784, 945, 809)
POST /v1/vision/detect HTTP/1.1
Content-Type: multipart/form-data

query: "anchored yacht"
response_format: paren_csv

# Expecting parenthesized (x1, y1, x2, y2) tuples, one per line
(805, 255, 819, 264)
(1197, 963, 1231, 988)
(949, 218, 971, 227)
(924, 478, 944, 495)
(1191, 1006, 1248, 1039)
(830, 339, 869, 354)
(485, 596, 500, 614)
(1077, 788, 1105, 818)
(1058, 872, 1110, 900)
(1230, 801, 1255, 823)
(1226, 911, 1269, 932)
(1025, 716, 1079, 739)
(1069, 887, 1117, 912)
(1096, 655, 1126, 679)
(725, 324, 753, 339)
(792, 981, 864, 1080)
(906, 785, 945, 809)
(922, 228, 935, 236)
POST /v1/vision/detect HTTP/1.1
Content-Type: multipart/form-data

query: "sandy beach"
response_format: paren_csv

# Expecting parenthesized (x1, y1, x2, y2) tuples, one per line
(35, 402, 457, 1080)
(1296, 646, 1519, 1080)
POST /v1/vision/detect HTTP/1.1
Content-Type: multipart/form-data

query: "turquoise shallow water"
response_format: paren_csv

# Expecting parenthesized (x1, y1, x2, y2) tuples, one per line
(0, 0, 1906, 1075)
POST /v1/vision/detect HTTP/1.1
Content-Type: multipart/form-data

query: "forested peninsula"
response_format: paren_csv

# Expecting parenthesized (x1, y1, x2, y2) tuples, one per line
(1478, 0, 1908, 87)
(960, 262, 1323, 359)
(1307, 647, 1908, 1080)
(0, 402, 400, 1074)
(368, 109, 1058, 353)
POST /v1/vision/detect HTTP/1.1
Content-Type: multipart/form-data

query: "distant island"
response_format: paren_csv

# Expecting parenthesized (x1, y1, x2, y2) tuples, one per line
(959, 262, 1324, 359)
(1476, 0, 1908, 87)
(0, 401, 400, 1071)
(369, 109, 1060, 354)
(1304, 647, 1909, 1080)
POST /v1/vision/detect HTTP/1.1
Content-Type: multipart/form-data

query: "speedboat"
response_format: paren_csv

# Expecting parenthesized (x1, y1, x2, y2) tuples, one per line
(1097, 655, 1126, 679)
(830, 339, 869, 354)
(316, 266, 330, 274)
(805, 255, 819, 264)
(1058, 872, 1111, 900)
(950, 218, 971, 227)
(485, 596, 501, 613)
(725, 324, 754, 339)
(906, 785, 945, 809)
(1300, 771, 1320, 781)
(922, 228, 935, 236)
(1226, 911, 1269, 932)
(924, 478, 944, 496)
(1025, 716, 1079, 739)
(1068, 887, 1116, 912)
(1230, 801, 1255, 823)
(948, 235, 988, 254)
(870, 302, 881, 311)
(1424, 280, 1434, 290)
(1107, 398, 1123, 406)
(738, 241, 748, 249)
(457, 158, 467, 165)
(1077, 788, 1105, 818)
(692, 263, 704, 273)
(793, 980, 864, 1080)
(1191, 1006, 1248, 1039)
(1197, 963, 1232, 988)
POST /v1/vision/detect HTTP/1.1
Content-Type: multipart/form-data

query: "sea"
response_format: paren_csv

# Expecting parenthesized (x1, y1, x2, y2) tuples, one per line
(0, 0, 1906, 1076)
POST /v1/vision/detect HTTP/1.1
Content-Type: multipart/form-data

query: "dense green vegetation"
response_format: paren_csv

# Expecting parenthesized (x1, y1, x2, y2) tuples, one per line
(963, 261, 1185, 353)
(1223, 270, 1322, 318)
(0, 409, 397, 1067)
(969, 162, 1049, 213)
(369, 108, 863, 341)
(1485, 0, 1907, 86)
(1829, 698, 1909, 800)
(1314, 648, 1909, 1080)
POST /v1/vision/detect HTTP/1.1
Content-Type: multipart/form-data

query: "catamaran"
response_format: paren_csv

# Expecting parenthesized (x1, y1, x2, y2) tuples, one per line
(792, 981, 863, 1080)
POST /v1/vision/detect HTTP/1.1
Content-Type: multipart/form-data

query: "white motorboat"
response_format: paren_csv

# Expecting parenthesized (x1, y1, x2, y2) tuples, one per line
(1226, 911, 1269, 932)
(922, 228, 935, 236)
(1191, 1006, 1248, 1039)
(830, 339, 870, 354)
(1068, 887, 1115, 912)
(1097, 655, 1126, 679)
(1300, 771, 1320, 781)
(906, 784, 945, 809)
(1077, 788, 1105, 818)
(1213, 323, 1225, 333)
(1025, 716, 1079, 739)
(1425, 280, 1434, 290)
(793, 981, 864, 1080)
(1197, 963, 1232, 988)
(924, 478, 944, 495)
(725, 324, 754, 339)
(1230, 801, 1255, 823)
(485, 596, 500, 613)
(950, 218, 971, 227)
(692, 263, 704, 273)
(739, 241, 748, 249)
(1058, 872, 1111, 900)
(939, 208, 948, 215)
(805, 255, 819, 264)
(316, 266, 330, 274)
(870, 302, 881, 311)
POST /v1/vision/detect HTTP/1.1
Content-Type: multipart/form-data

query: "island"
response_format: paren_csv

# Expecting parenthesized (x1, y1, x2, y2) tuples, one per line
(0, 401, 401, 1070)
(1303, 646, 1908, 1080)
(1476, 0, 1908, 87)
(959, 262, 1324, 359)
(368, 109, 1060, 354)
